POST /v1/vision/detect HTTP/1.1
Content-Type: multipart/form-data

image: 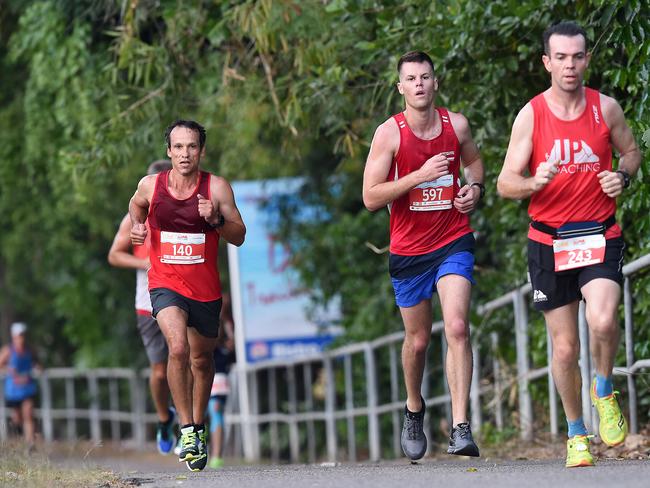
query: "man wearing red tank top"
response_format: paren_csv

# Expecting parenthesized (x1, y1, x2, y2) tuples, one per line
(129, 120, 246, 471)
(498, 22, 640, 468)
(363, 51, 485, 460)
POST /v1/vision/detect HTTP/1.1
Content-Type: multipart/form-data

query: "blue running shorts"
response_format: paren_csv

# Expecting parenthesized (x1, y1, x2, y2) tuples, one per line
(391, 251, 475, 308)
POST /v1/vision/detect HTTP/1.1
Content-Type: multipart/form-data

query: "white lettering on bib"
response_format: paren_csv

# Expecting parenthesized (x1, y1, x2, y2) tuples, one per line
(409, 174, 454, 211)
(160, 231, 206, 264)
(553, 234, 605, 272)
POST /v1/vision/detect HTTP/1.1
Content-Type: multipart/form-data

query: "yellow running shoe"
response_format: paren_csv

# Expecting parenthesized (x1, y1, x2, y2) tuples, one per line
(565, 435, 594, 468)
(590, 378, 628, 447)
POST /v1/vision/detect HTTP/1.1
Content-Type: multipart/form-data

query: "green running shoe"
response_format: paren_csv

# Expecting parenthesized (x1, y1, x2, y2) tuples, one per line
(178, 425, 199, 462)
(186, 425, 208, 472)
(590, 377, 628, 447)
(208, 457, 224, 469)
(565, 435, 594, 468)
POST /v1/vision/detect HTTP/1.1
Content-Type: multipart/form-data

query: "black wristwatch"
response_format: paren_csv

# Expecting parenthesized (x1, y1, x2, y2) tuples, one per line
(470, 182, 485, 200)
(616, 170, 631, 189)
(209, 214, 225, 229)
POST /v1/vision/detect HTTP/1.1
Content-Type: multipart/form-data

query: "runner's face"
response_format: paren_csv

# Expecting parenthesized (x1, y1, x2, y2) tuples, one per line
(543, 34, 590, 93)
(397, 62, 437, 110)
(167, 127, 204, 176)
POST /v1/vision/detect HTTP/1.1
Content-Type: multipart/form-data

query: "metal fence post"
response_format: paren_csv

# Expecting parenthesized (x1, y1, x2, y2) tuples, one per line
(624, 277, 638, 434)
(364, 344, 380, 462)
(303, 362, 317, 463)
(109, 378, 120, 441)
(268, 367, 279, 462)
(324, 357, 337, 462)
(490, 333, 503, 431)
(578, 301, 594, 432)
(389, 342, 401, 457)
(547, 328, 558, 437)
(40, 371, 53, 442)
(249, 371, 261, 460)
(343, 354, 356, 462)
(65, 377, 77, 441)
(287, 365, 300, 463)
(88, 373, 101, 443)
(514, 290, 533, 440)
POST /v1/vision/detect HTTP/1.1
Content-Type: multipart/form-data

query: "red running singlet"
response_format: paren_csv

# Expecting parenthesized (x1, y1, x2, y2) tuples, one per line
(387, 109, 473, 256)
(147, 170, 222, 301)
(528, 88, 620, 245)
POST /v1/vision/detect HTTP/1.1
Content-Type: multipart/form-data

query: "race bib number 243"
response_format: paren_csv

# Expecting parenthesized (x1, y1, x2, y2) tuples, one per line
(553, 234, 605, 272)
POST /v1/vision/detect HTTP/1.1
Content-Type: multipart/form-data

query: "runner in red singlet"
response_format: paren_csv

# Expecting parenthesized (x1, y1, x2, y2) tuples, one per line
(129, 120, 245, 472)
(497, 22, 641, 468)
(363, 51, 485, 460)
(108, 160, 178, 455)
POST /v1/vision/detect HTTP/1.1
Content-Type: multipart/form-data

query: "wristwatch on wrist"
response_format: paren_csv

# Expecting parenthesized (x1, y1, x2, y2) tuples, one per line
(470, 182, 485, 200)
(616, 169, 630, 189)
(209, 214, 225, 229)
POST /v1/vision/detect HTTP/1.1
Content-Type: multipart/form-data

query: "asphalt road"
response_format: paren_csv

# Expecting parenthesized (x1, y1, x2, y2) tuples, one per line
(90, 455, 650, 488)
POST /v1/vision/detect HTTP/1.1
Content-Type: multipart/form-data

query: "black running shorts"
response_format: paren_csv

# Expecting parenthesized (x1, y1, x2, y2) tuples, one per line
(150, 288, 222, 338)
(527, 237, 624, 311)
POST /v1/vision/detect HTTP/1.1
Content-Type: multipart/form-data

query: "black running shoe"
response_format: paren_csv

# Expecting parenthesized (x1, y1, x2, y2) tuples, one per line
(401, 398, 427, 461)
(447, 422, 480, 457)
(178, 425, 199, 462)
(186, 425, 208, 472)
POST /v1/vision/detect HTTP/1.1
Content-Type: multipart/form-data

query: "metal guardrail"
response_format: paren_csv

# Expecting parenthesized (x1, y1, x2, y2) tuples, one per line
(0, 367, 155, 448)
(1, 253, 648, 462)
(226, 252, 650, 462)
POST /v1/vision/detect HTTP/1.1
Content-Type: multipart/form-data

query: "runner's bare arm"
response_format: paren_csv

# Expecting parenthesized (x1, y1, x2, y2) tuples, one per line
(450, 113, 484, 212)
(108, 214, 149, 270)
(209, 175, 246, 247)
(363, 119, 450, 211)
(129, 175, 155, 245)
(497, 103, 558, 199)
(0, 346, 9, 370)
(597, 95, 642, 198)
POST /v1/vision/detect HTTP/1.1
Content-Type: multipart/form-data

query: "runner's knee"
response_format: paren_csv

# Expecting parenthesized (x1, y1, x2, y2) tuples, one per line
(444, 317, 469, 343)
(553, 341, 579, 366)
(167, 342, 190, 362)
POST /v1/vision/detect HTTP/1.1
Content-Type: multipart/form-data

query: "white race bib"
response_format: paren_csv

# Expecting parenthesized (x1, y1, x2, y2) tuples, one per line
(160, 231, 206, 265)
(408, 174, 454, 211)
(553, 234, 606, 272)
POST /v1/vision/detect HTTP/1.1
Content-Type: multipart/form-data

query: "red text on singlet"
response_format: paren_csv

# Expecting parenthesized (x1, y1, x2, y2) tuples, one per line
(528, 88, 620, 246)
(387, 109, 473, 256)
(133, 222, 153, 314)
(147, 170, 222, 301)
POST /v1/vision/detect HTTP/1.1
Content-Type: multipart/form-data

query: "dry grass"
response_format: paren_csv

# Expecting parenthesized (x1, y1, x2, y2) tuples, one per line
(0, 442, 131, 488)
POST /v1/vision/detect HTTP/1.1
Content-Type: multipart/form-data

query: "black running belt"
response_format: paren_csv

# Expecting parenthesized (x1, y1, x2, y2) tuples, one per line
(531, 215, 616, 239)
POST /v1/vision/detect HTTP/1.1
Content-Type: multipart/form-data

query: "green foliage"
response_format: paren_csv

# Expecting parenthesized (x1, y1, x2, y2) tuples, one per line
(0, 0, 648, 389)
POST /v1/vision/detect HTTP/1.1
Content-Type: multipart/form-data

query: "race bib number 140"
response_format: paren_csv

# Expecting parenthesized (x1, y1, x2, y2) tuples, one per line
(553, 234, 605, 272)
(160, 231, 206, 265)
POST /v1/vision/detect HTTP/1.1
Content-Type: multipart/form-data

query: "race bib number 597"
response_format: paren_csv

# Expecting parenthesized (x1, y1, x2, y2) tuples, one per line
(160, 231, 206, 265)
(409, 174, 454, 211)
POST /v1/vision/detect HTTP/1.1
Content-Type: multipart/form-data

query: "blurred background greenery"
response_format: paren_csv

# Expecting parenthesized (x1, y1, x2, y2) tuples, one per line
(0, 0, 647, 389)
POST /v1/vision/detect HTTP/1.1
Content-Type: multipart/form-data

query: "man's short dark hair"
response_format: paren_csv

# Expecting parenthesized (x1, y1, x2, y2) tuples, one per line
(165, 120, 207, 149)
(543, 21, 589, 55)
(147, 159, 172, 175)
(397, 51, 435, 75)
